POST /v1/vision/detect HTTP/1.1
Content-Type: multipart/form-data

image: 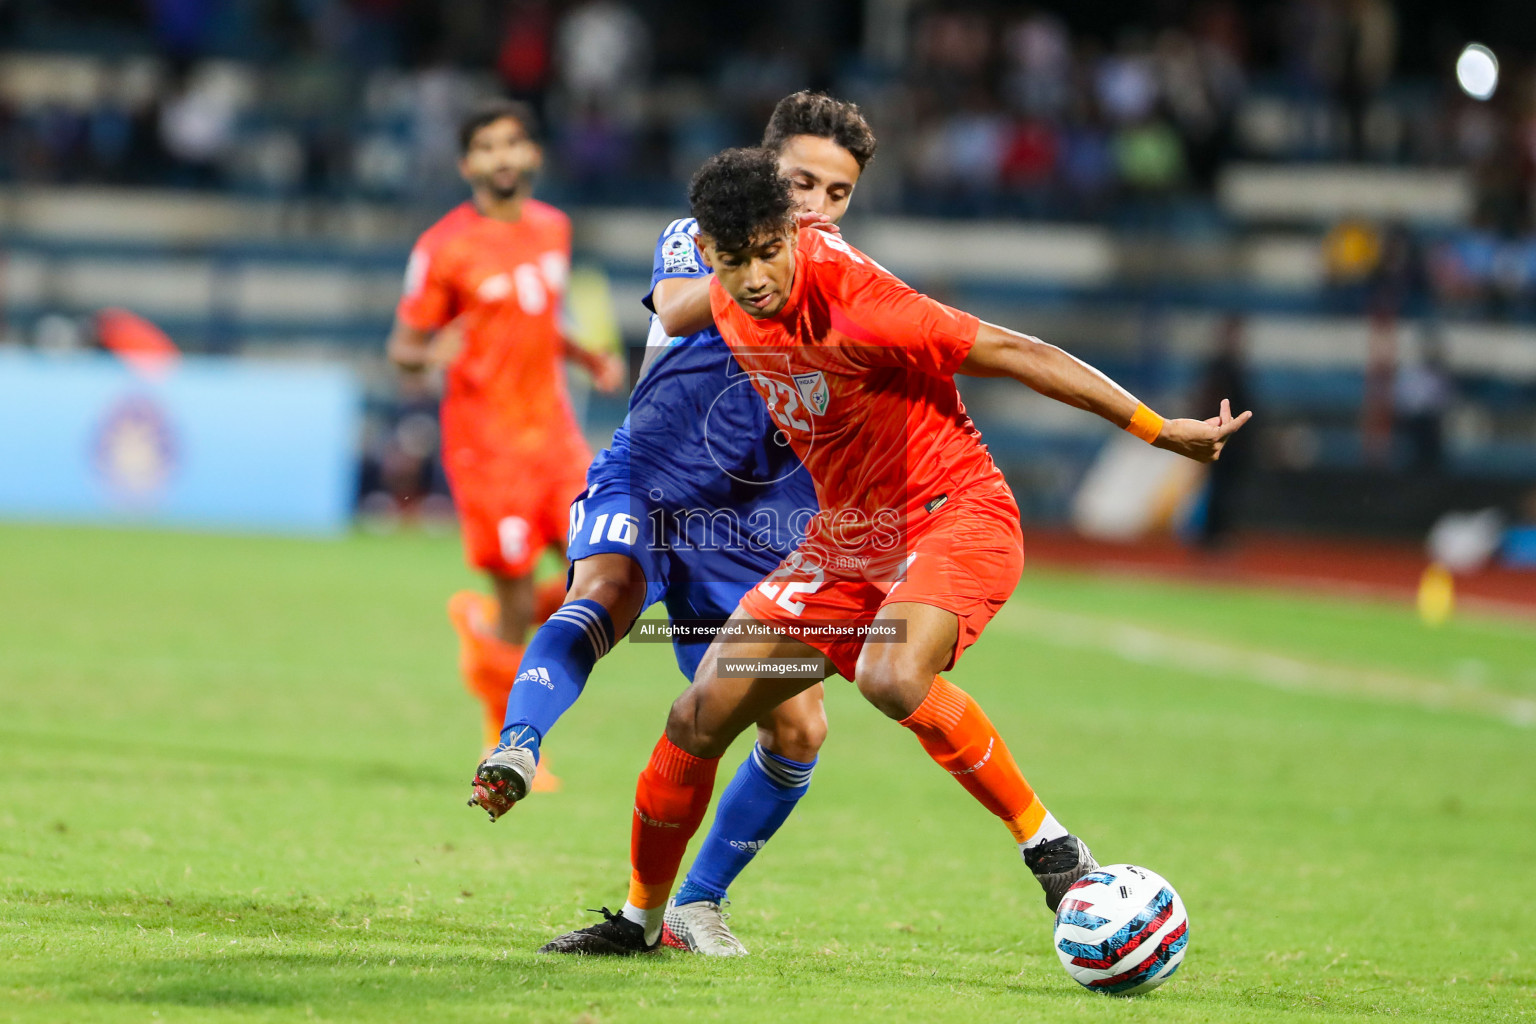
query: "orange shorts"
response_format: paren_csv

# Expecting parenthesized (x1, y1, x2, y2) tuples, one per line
(445, 449, 590, 578)
(738, 490, 1024, 680)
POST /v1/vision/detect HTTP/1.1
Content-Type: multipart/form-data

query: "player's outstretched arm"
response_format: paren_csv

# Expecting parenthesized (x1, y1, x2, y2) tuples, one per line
(959, 322, 1252, 463)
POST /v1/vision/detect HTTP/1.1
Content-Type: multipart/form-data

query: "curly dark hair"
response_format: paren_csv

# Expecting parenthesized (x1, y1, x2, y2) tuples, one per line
(762, 91, 877, 170)
(458, 98, 540, 154)
(688, 148, 795, 252)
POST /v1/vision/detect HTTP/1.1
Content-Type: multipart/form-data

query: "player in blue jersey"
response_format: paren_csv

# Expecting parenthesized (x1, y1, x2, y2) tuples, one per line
(469, 92, 877, 955)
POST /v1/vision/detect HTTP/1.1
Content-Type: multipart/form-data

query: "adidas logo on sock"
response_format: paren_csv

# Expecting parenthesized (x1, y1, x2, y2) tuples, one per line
(515, 666, 554, 690)
(726, 839, 767, 852)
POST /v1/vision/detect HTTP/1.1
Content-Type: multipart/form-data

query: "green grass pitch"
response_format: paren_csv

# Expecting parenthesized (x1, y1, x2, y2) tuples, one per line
(2, 523, 1534, 1023)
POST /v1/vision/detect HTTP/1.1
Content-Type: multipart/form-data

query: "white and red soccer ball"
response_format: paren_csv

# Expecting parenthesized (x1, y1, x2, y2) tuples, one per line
(1053, 864, 1188, 996)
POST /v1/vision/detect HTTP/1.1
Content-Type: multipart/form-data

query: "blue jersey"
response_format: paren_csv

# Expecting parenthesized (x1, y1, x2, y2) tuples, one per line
(573, 217, 818, 677)
(585, 217, 816, 558)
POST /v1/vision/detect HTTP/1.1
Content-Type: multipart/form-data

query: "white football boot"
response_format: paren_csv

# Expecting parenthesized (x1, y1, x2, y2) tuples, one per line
(660, 898, 749, 956)
(468, 745, 537, 822)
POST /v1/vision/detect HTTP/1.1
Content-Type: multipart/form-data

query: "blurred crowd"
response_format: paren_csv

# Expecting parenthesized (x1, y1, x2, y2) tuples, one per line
(1, 1, 1531, 220)
(895, 5, 1250, 218)
(891, 1, 1518, 222)
(6, 2, 1536, 315)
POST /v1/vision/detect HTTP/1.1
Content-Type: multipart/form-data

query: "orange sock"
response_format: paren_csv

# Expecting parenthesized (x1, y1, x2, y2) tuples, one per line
(628, 735, 720, 910)
(469, 633, 522, 750)
(900, 676, 1048, 844)
(447, 591, 528, 747)
(532, 578, 567, 625)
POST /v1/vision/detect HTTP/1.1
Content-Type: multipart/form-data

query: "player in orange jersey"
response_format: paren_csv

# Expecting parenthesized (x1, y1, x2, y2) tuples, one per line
(542, 148, 1249, 954)
(386, 100, 622, 759)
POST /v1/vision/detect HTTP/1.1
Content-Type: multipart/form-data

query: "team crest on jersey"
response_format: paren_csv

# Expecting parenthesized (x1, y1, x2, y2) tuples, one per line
(793, 370, 829, 416)
(661, 231, 700, 274)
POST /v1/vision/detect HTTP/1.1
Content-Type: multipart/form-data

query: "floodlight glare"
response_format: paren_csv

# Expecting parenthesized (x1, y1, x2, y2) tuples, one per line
(1456, 43, 1498, 101)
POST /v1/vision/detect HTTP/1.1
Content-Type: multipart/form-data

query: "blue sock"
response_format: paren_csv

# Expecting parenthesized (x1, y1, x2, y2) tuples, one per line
(676, 742, 816, 905)
(498, 599, 614, 762)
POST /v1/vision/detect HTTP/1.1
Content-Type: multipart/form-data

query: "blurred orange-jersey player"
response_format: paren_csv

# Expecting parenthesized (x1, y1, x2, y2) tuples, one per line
(386, 99, 622, 758)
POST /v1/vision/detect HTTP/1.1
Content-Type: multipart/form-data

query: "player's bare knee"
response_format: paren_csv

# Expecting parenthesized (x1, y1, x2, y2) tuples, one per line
(566, 564, 644, 627)
(664, 689, 707, 753)
(665, 686, 732, 759)
(854, 671, 911, 719)
(855, 651, 930, 720)
(567, 573, 623, 609)
(759, 708, 826, 762)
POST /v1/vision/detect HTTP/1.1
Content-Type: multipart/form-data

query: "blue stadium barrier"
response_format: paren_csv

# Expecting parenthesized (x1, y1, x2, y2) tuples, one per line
(0, 351, 360, 535)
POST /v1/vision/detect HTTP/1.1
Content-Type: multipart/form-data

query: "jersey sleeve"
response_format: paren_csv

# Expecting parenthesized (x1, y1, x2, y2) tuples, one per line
(396, 239, 457, 331)
(642, 218, 709, 314)
(829, 254, 980, 378)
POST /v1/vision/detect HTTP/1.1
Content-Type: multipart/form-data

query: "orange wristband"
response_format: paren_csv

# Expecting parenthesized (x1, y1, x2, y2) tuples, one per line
(1126, 403, 1164, 443)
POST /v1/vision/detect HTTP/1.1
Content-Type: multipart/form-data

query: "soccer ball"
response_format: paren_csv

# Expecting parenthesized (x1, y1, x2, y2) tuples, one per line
(1053, 863, 1188, 996)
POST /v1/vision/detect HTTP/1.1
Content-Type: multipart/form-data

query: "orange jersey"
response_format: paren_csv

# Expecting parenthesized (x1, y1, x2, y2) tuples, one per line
(710, 228, 1013, 558)
(398, 199, 586, 464)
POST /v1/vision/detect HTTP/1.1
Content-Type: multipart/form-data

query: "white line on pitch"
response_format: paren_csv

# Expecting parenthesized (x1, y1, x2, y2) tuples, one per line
(996, 603, 1536, 728)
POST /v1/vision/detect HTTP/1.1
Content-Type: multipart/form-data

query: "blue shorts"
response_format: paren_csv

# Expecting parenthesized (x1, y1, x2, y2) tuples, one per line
(566, 482, 785, 680)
